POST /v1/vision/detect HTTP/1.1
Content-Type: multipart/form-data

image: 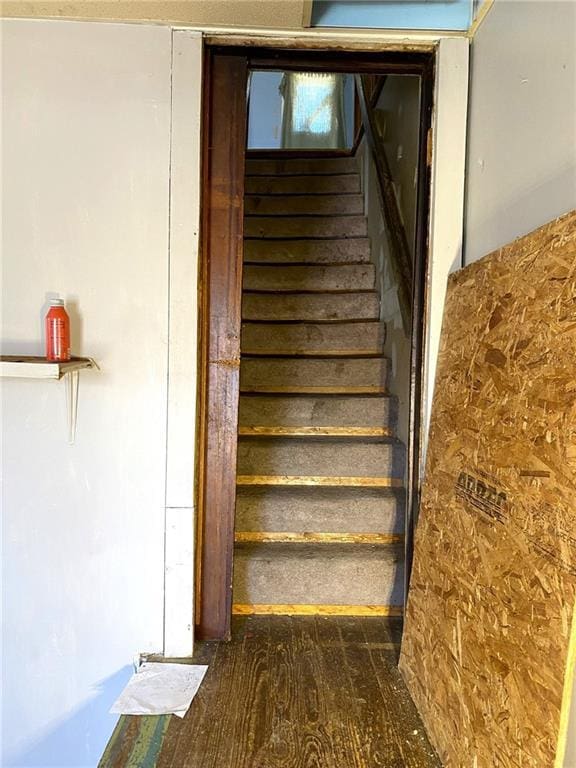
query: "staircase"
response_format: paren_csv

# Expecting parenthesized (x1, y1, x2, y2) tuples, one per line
(233, 155, 406, 617)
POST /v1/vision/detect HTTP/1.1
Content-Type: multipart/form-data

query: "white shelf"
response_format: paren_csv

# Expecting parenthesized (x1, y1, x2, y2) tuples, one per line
(0, 356, 95, 380)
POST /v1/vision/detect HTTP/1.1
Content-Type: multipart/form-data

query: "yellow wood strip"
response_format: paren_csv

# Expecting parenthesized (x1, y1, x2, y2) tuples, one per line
(233, 603, 404, 617)
(236, 475, 403, 488)
(238, 426, 393, 438)
(242, 349, 383, 357)
(468, 0, 495, 38)
(234, 531, 404, 545)
(240, 386, 388, 395)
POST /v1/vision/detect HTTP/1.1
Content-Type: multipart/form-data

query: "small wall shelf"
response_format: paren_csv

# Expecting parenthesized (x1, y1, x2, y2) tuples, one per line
(0, 355, 95, 379)
(1, 355, 97, 443)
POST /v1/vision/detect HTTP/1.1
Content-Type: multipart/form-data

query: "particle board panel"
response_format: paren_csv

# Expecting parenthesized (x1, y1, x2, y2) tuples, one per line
(399, 210, 576, 768)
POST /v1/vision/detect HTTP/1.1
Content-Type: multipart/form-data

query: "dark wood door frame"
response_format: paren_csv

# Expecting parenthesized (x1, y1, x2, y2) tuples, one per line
(196, 43, 435, 641)
(195, 49, 248, 641)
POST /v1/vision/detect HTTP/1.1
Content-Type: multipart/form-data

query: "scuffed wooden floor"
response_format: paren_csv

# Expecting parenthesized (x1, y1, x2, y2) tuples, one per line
(100, 616, 440, 768)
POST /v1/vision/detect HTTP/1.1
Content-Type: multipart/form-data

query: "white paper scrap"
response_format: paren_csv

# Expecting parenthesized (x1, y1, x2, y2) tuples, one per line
(110, 662, 208, 718)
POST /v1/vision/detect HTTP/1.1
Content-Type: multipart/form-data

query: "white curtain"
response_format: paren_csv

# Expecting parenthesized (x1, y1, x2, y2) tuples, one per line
(280, 72, 346, 149)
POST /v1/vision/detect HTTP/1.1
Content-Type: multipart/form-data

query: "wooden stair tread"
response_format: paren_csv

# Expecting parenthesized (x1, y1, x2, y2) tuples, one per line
(238, 426, 394, 437)
(236, 153, 406, 611)
(234, 531, 404, 544)
(237, 476, 404, 488)
(232, 604, 403, 616)
(240, 386, 389, 394)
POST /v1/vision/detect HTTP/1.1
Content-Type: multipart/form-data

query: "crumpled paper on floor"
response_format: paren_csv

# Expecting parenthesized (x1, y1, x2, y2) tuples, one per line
(110, 662, 208, 718)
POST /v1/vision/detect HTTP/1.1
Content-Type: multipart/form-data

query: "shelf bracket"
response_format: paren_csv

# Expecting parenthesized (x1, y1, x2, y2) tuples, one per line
(64, 369, 80, 444)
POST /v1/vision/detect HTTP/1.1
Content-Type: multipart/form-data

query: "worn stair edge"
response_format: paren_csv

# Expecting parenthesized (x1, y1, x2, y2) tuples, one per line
(238, 426, 394, 438)
(237, 475, 404, 488)
(240, 386, 389, 394)
(232, 604, 404, 616)
(242, 349, 386, 358)
(234, 531, 404, 544)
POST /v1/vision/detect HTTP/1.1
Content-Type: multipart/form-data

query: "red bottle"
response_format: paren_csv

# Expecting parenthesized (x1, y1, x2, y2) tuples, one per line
(45, 299, 71, 361)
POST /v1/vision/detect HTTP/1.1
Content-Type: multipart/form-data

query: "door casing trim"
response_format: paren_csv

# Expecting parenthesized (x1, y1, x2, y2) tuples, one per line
(191, 35, 469, 642)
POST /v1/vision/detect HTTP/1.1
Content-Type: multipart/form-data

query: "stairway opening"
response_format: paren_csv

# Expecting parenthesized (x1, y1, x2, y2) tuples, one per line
(196, 47, 434, 641)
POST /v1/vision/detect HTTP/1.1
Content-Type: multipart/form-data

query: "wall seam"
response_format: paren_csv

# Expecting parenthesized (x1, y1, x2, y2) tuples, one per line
(162, 27, 175, 657)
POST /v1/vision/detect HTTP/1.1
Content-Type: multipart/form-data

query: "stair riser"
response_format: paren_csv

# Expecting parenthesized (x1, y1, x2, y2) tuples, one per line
(233, 543, 404, 606)
(242, 293, 379, 322)
(245, 215, 367, 239)
(239, 395, 397, 430)
(245, 195, 364, 216)
(244, 238, 370, 265)
(246, 158, 359, 175)
(235, 487, 404, 534)
(243, 265, 376, 292)
(240, 357, 390, 391)
(237, 438, 405, 479)
(241, 322, 385, 356)
(245, 175, 361, 195)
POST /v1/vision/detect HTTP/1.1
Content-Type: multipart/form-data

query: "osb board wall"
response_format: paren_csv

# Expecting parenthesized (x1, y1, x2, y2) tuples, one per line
(400, 210, 576, 768)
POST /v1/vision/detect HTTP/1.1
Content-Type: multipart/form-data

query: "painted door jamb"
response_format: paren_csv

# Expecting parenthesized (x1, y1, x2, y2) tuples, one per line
(164, 30, 469, 649)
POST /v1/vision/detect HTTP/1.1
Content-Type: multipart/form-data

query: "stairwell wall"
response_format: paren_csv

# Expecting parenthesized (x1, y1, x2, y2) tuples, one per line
(359, 75, 422, 449)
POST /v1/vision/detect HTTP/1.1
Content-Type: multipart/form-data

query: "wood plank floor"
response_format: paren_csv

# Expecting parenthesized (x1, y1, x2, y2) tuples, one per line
(99, 616, 440, 768)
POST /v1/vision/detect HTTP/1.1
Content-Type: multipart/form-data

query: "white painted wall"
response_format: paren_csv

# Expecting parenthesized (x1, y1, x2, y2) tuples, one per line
(248, 71, 285, 149)
(465, 0, 576, 265)
(463, 4, 576, 764)
(1, 0, 307, 28)
(1, 19, 187, 767)
(423, 36, 469, 451)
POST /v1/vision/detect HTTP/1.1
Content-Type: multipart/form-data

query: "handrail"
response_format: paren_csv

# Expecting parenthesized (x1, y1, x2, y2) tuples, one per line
(355, 74, 413, 331)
